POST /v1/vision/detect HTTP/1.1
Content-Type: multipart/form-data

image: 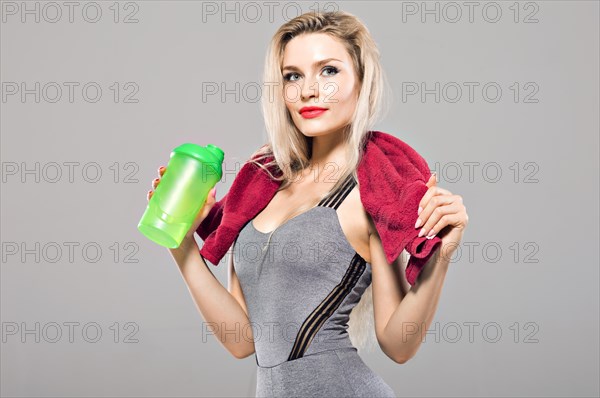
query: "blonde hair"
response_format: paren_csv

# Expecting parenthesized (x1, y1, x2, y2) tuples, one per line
(249, 10, 393, 354)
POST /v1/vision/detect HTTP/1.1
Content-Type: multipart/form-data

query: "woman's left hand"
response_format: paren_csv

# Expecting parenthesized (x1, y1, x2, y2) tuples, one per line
(415, 174, 469, 259)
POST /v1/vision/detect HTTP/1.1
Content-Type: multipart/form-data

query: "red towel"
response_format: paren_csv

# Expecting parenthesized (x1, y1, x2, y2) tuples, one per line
(196, 130, 442, 286)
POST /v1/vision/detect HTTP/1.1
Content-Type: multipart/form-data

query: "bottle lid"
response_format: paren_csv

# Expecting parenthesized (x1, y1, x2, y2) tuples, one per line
(205, 144, 225, 165)
(172, 143, 225, 176)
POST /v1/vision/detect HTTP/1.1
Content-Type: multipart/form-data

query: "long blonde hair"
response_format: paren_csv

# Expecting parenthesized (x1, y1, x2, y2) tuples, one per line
(249, 10, 393, 353)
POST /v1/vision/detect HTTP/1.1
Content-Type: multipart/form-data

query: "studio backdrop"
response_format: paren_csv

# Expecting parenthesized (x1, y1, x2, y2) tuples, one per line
(1, 1, 598, 397)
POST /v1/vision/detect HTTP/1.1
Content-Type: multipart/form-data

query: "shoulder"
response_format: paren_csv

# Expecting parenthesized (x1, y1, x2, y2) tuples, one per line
(359, 131, 433, 207)
(357, 131, 434, 235)
(342, 183, 376, 238)
(335, 183, 375, 263)
(364, 130, 431, 175)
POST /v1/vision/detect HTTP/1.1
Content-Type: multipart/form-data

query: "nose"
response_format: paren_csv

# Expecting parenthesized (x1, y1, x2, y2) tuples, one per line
(300, 74, 319, 102)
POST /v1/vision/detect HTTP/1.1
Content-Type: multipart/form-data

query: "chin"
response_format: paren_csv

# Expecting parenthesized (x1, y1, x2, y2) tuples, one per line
(308, 128, 348, 139)
(295, 123, 337, 136)
(299, 129, 331, 138)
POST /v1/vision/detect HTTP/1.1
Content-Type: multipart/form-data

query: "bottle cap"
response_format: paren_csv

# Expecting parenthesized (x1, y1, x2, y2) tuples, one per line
(172, 143, 225, 176)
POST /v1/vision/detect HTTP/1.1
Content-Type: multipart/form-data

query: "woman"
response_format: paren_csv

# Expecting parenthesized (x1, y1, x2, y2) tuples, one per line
(148, 10, 468, 398)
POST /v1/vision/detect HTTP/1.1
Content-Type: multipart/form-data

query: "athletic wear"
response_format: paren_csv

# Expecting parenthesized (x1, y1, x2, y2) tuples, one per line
(232, 174, 396, 397)
(198, 130, 442, 287)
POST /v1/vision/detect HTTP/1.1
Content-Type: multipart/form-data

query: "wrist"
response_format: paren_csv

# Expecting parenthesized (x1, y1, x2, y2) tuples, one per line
(184, 231, 197, 241)
(169, 236, 197, 253)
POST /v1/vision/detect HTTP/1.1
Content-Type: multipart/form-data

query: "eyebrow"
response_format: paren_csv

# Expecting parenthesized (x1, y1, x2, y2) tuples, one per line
(282, 58, 342, 72)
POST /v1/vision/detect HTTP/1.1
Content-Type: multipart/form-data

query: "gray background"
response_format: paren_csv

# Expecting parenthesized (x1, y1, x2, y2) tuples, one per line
(1, 1, 598, 397)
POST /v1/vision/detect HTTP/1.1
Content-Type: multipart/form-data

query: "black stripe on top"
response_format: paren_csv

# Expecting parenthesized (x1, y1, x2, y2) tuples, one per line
(317, 174, 357, 210)
(287, 253, 367, 361)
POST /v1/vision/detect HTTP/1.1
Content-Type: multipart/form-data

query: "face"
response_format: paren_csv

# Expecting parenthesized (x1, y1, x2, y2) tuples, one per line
(281, 33, 360, 138)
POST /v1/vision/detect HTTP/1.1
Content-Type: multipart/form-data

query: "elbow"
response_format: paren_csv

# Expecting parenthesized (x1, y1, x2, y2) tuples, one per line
(382, 346, 411, 365)
(397, 346, 419, 364)
(379, 336, 412, 365)
(230, 349, 246, 360)
(392, 354, 410, 364)
(388, 347, 415, 365)
(230, 346, 255, 360)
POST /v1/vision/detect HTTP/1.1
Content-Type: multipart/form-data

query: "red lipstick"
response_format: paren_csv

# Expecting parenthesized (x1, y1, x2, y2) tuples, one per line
(299, 106, 328, 119)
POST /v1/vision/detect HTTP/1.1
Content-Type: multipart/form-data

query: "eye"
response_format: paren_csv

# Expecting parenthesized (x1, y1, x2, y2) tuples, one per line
(322, 66, 339, 76)
(283, 72, 299, 82)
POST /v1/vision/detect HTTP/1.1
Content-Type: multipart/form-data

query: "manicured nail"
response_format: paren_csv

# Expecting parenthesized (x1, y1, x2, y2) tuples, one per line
(426, 229, 435, 238)
(418, 206, 423, 216)
(415, 218, 422, 228)
(418, 227, 425, 237)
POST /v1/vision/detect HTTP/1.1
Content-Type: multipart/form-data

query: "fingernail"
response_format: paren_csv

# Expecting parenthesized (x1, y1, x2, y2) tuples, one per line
(417, 206, 423, 216)
(415, 218, 422, 228)
(418, 227, 425, 237)
(426, 229, 435, 238)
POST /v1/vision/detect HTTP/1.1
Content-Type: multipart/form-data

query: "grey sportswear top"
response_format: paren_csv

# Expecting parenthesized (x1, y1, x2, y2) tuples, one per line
(232, 174, 373, 368)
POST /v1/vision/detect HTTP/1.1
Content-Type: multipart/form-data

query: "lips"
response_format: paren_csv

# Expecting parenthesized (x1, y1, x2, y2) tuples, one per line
(299, 106, 328, 119)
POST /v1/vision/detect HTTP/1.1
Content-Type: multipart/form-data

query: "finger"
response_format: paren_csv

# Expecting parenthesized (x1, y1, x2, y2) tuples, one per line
(199, 188, 217, 218)
(417, 195, 459, 237)
(418, 197, 461, 237)
(425, 211, 463, 239)
(202, 187, 217, 208)
(425, 173, 437, 188)
(208, 187, 217, 203)
(418, 185, 453, 216)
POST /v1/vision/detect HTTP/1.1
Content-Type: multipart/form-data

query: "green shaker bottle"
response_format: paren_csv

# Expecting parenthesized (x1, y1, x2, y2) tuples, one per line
(137, 143, 224, 248)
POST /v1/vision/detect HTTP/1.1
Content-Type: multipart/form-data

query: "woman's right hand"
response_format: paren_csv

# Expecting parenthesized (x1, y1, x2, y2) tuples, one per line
(147, 166, 218, 241)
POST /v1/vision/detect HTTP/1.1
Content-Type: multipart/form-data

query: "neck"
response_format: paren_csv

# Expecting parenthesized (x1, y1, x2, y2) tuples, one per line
(307, 130, 348, 182)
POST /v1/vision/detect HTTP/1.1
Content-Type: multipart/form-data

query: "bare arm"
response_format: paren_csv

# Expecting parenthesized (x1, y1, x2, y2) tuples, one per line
(149, 165, 255, 359)
(371, 228, 448, 363)
(371, 173, 465, 364)
(168, 236, 256, 359)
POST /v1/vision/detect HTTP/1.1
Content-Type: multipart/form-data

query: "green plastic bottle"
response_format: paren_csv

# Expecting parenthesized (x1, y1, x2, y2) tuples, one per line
(138, 143, 224, 248)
